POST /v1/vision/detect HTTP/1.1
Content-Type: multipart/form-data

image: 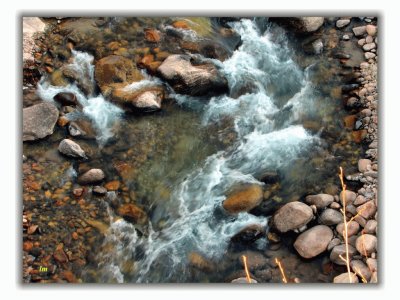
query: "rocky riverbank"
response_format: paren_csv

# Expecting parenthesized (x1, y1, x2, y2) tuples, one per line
(22, 17, 378, 283)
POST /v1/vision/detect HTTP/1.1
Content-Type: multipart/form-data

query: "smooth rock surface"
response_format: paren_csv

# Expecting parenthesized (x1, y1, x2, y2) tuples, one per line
(273, 201, 313, 233)
(355, 234, 377, 256)
(320, 208, 343, 225)
(58, 139, 86, 158)
(157, 54, 228, 96)
(294, 225, 333, 258)
(78, 169, 105, 185)
(223, 185, 263, 214)
(306, 194, 334, 209)
(23, 102, 59, 141)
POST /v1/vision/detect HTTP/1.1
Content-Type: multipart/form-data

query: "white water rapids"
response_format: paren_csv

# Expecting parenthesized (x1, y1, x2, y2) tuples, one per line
(91, 19, 320, 283)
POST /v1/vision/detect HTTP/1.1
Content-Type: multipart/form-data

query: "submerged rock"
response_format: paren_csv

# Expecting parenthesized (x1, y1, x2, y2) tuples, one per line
(272, 201, 313, 233)
(230, 224, 265, 245)
(58, 139, 86, 159)
(117, 203, 147, 225)
(95, 55, 144, 95)
(157, 54, 228, 96)
(23, 102, 59, 141)
(294, 225, 333, 258)
(188, 252, 214, 272)
(222, 185, 263, 214)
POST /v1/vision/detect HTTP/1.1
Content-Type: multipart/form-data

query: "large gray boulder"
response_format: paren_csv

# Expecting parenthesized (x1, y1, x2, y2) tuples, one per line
(23, 102, 59, 141)
(157, 54, 228, 96)
(294, 225, 333, 258)
(272, 201, 313, 233)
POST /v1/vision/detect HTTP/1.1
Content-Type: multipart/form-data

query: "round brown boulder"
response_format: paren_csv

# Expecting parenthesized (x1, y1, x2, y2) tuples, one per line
(273, 201, 313, 233)
(294, 225, 333, 259)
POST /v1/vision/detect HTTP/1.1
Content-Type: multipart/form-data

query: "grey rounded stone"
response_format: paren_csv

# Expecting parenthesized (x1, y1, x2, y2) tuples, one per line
(320, 208, 342, 225)
(306, 194, 334, 209)
(294, 225, 333, 258)
(273, 201, 313, 233)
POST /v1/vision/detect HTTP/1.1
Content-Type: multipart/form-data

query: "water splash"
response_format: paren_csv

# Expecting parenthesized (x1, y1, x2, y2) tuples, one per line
(37, 50, 123, 145)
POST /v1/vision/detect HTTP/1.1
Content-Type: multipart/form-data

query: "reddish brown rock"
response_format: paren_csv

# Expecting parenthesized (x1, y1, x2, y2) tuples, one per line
(144, 28, 161, 42)
(117, 203, 147, 225)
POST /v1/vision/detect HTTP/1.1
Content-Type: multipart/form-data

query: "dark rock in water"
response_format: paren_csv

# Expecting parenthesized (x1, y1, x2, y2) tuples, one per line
(231, 224, 265, 245)
(54, 92, 77, 106)
(77, 168, 105, 185)
(58, 138, 87, 159)
(200, 42, 230, 61)
(342, 84, 359, 92)
(270, 17, 324, 33)
(333, 52, 351, 59)
(157, 54, 228, 97)
(62, 67, 94, 96)
(259, 171, 279, 184)
(23, 102, 59, 141)
(214, 17, 242, 28)
(92, 186, 107, 195)
(188, 252, 214, 272)
(68, 119, 97, 139)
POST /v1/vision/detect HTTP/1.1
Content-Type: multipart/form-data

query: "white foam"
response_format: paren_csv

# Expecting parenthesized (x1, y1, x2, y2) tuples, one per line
(36, 50, 123, 144)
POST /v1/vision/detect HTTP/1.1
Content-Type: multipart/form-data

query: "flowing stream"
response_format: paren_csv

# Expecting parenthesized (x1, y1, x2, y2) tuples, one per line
(29, 18, 363, 283)
(94, 19, 318, 283)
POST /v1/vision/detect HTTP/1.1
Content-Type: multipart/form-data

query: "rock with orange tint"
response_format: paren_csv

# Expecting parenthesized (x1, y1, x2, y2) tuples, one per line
(172, 20, 190, 29)
(343, 115, 357, 129)
(57, 116, 70, 127)
(188, 252, 214, 272)
(94, 55, 144, 96)
(53, 249, 68, 263)
(62, 270, 77, 283)
(23, 241, 33, 252)
(144, 28, 161, 42)
(117, 203, 147, 225)
(104, 180, 120, 191)
(107, 41, 121, 51)
(222, 185, 263, 214)
(352, 129, 367, 143)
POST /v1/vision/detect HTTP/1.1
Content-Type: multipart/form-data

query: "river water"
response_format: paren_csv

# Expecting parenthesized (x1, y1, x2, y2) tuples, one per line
(24, 17, 364, 283)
